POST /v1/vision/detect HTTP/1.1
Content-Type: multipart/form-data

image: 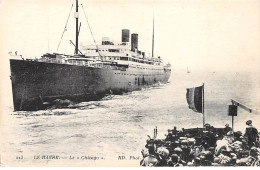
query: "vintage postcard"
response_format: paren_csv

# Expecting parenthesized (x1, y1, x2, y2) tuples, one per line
(0, 0, 260, 167)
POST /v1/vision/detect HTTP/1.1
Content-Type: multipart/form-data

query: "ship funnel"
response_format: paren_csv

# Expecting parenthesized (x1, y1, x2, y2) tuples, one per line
(131, 33, 138, 52)
(122, 29, 130, 42)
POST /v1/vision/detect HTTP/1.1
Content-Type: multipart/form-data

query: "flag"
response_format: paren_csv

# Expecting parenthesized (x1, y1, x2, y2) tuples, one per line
(186, 85, 203, 113)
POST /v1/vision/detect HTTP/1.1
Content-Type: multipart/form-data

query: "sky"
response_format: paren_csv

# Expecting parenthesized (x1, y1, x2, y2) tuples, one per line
(0, 0, 260, 73)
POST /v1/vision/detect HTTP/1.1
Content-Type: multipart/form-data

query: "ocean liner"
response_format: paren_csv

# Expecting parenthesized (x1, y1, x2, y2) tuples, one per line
(9, 0, 171, 111)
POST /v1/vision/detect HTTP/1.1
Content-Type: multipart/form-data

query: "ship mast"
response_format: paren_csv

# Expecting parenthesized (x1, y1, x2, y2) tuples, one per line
(152, 16, 154, 58)
(75, 0, 79, 54)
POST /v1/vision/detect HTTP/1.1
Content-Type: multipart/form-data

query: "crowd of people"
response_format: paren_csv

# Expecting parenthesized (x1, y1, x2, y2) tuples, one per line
(140, 120, 260, 166)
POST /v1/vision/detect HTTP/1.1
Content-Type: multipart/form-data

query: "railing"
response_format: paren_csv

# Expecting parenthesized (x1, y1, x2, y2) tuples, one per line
(39, 58, 97, 67)
(111, 66, 126, 71)
(39, 58, 131, 71)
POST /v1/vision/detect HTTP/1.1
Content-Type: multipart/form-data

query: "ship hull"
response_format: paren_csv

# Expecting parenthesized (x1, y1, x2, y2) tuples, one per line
(10, 59, 171, 111)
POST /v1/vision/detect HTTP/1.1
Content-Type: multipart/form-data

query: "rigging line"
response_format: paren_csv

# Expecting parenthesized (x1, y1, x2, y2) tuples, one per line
(81, 4, 102, 58)
(56, 4, 74, 53)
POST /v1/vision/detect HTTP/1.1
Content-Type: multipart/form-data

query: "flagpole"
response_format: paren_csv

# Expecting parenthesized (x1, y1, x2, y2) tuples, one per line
(202, 83, 205, 128)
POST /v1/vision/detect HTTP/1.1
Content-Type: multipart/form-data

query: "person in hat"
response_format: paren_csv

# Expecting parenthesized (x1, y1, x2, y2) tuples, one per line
(172, 126, 178, 137)
(204, 123, 211, 132)
(167, 154, 184, 167)
(180, 140, 191, 162)
(234, 131, 243, 141)
(165, 129, 175, 142)
(244, 120, 259, 148)
(173, 147, 183, 157)
(202, 123, 217, 149)
(224, 124, 232, 135)
(156, 147, 169, 166)
(140, 146, 158, 166)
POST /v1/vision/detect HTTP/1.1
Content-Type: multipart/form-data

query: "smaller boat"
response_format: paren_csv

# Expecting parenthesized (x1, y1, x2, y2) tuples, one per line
(187, 67, 190, 73)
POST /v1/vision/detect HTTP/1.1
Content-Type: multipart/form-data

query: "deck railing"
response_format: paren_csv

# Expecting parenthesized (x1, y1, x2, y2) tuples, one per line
(39, 58, 106, 68)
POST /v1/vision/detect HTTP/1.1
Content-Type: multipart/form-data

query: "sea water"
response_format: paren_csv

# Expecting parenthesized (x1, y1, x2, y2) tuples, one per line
(1, 70, 259, 166)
